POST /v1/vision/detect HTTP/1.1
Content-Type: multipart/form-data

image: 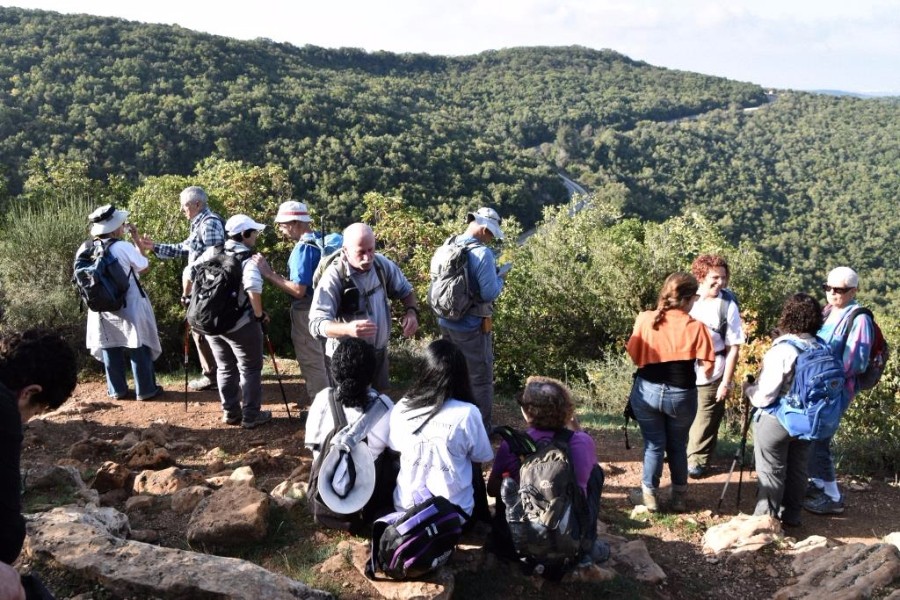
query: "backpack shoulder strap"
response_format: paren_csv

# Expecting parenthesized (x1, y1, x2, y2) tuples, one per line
(492, 425, 537, 457)
(328, 388, 348, 430)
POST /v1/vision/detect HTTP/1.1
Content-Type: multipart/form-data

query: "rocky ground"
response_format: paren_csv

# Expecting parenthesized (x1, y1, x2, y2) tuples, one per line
(14, 367, 900, 599)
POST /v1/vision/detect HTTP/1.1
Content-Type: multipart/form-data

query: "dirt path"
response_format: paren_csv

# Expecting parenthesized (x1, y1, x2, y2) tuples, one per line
(19, 375, 900, 599)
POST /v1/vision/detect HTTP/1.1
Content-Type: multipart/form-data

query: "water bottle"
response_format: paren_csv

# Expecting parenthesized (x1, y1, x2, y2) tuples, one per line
(501, 472, 523, 521)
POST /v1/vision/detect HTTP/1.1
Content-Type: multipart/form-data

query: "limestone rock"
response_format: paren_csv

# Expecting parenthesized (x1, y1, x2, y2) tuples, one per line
(187, 484, 270, 548)
(116, 431, 141, 450)
(124, 495, 159, 514)
(345, 539, 455, 600)
(133, 467, 205, 495)
(125, 440, 173, 469)
(129, 528, 160, 544)
(228, 465, 256, 487)
(24, 505, 331, 600)
(702, 514, 782, 556)
(140, 422, 171, 447)
(609, 539, 667, 584)
(271, 479, 308, 509)
(24, 465, 97, 506)
(885, 532, 900, 550)
(68, 437, 115, 460)
(171, 485, 212, 514)
(99, 489, 130, 507)
(91, 461, 131, 493)
(775, 542, 900, 599)
(562, 564, 617, 583)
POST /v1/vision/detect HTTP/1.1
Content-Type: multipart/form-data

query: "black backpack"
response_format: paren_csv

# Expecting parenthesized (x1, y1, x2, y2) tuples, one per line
(72, 239, 141, 312)
(365, 493, 467, 580)
(494, 427, 592, 572)
(186, 248, 250, 335)
(307, 390, 364, 532)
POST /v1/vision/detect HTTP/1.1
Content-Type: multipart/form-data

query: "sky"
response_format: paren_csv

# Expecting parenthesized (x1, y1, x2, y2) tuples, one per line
(4, 0, 899, 94)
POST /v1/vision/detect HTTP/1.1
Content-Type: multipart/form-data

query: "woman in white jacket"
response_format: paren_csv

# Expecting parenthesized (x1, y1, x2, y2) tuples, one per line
(83, 205, 162, 401)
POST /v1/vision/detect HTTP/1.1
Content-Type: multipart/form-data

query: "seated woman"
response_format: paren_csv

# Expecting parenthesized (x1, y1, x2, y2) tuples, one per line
(387, 339, 493, 522)
(743, 293, 823, 528)
(626, 272, 716, 512)
(305, 337, 394, 532)
(487, 376, 607, 567)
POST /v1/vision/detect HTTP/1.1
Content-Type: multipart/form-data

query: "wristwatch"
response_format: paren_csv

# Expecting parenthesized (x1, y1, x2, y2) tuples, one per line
(405, 306, 420, 317)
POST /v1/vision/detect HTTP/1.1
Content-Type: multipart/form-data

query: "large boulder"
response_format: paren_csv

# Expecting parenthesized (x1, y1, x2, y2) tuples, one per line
(24, 505, 331, 600)
(702, 514, 782, 555)
(774, 542, 900, 599)
(133, 467, 205, 495)
(187, 484, 270, 547)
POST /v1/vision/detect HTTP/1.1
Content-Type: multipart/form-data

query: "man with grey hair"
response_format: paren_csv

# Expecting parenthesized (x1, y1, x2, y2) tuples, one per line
(805, 266, 874, 515)
(433, 207, 510, 433)
(309, 223, 419, 391)
(137, 186, 225, 391)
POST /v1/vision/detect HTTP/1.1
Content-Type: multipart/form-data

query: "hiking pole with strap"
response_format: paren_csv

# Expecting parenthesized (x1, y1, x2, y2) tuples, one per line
(715, 374, 755, 514)
(262, 324, 292, 420)
(183, 319, 190, 412)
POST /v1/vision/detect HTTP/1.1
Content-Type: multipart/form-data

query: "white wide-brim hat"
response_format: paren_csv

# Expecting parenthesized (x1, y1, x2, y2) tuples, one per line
(274, 200, 313, 223)
(466, 207, 504, 240)
(89, 205, 129, 236)
(317, 441, 376, 514)
(225, 214, 267, 235)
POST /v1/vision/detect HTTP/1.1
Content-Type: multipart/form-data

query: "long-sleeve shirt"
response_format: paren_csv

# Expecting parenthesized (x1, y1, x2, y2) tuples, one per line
(818, 301, 873, 398)
(153, 208, 225, 264)
(745, 333, 815, 410)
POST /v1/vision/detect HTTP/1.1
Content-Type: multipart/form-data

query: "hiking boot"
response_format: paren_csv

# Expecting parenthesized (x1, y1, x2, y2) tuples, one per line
(241, 410, 272, 429)
(629, 487, 659, 512)
(804, 493, 845, 515)
(137, 386, 164, 401)
(188, 375, 216, 391)
(688, 464, 705, 479)
(670, 491, 687, 513)
(805, 481, 826, 500)
(222, 412, 242, 426)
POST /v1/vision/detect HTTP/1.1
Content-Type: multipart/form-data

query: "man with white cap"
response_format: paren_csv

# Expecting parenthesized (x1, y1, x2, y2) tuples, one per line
(434, 207, 509, 432)
(309, 223, 419, 391)
(190, 214, 271, 429)
(138, 186, 225, 392)
(805, 266, 874, 515)
(252, 201, 329, 400)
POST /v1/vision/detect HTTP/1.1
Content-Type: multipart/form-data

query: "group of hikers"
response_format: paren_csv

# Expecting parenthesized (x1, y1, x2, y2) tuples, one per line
(0, 185, 883, 597)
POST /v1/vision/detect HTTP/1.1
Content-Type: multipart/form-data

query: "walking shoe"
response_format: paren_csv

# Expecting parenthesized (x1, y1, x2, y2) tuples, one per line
(241, 410, 273, 429)
(222, 412, 242, 426)
(188, 375, 216, 391)
(670, 491, 687, 513)
(803, 493, 845, 515)
(137, 386, 164, 401)
(805, 481, 825, 500)
(629, 487, 659, 512)
(688, 464, 705, 479)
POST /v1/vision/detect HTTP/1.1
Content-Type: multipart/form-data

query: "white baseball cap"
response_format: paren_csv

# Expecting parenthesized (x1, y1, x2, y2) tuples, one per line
(466, 207, 504, 240)
(225, 214, 266, 235)
(274, 200, 313, 223)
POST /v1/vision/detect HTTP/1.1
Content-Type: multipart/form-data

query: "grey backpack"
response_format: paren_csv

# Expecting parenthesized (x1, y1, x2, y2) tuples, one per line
(427, 236, 480, 321)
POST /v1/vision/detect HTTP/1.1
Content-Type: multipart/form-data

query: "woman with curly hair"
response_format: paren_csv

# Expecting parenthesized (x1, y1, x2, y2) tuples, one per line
(626, 273, 716, 512)
(388, 339, 493, 519)
(743, 293, 823, 527)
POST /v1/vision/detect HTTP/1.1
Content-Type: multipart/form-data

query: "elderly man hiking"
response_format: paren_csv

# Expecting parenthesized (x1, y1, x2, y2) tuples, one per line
(309, 223, 419, 391)
(137, 186, 225, 391)
(252, 201, 329, 401)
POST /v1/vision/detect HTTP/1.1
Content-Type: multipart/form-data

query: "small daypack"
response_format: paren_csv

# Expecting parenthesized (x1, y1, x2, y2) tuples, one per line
(773, 337, 847, 441)
(304, 232, 343, 289)
(427, 236, 481, 321)
(365, 492, 467, 580)
(186, 248, 250, 335)
(494, 427, 590, 570)
(72, 239, 139, 312)
(837, 307, 889, 392)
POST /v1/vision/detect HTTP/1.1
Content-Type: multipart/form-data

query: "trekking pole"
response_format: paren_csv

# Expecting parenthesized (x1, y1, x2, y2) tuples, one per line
(715, 374, 755, 514)
(183, 319, 191, 412)
(262, 324, 292, 420)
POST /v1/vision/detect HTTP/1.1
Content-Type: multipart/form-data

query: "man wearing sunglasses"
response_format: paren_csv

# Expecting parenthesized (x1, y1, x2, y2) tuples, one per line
(805, 266, 874, 515)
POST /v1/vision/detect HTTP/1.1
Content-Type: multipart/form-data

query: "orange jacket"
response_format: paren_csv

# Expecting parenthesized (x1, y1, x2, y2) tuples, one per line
(626, 308, 715, 372)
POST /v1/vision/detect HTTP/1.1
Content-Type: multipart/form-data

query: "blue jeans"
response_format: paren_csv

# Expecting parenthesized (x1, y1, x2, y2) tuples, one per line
(808, 436, 837, 482)
(629, 377, 698, 491)
(102, 345, 157, 399)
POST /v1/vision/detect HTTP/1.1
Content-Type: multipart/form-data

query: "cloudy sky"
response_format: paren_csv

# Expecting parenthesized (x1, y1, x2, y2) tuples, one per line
(5, 0, 899, 94)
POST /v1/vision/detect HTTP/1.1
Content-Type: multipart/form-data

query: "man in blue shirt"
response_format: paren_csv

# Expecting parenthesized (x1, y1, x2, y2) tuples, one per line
(436, 208, 509, 433)
(252, 201, 329, 401)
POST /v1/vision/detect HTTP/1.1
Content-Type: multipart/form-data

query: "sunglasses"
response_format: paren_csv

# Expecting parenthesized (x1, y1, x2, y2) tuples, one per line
(822, 284, 854, 294)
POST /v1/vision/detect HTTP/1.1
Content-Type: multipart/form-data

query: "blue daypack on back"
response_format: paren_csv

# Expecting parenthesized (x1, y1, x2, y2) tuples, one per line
(773, 337, 847, 441)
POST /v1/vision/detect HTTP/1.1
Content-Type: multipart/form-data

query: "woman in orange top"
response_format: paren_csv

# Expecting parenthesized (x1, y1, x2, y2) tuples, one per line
(626, 273, 715, 512)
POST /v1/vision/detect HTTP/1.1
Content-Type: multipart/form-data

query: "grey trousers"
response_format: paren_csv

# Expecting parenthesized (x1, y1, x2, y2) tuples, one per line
(192, 330, 218, 379)
(687, 379, 724, 468)
(440, 325, 494, 433)
(290, 304, 328, 400)
(753, 411, 810, 524)
(207, 319, 264, 420)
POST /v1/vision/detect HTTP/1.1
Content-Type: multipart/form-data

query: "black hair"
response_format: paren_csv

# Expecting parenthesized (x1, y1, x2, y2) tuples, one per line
(778, 293, 823, 336)
(0, 328, 77, 410)
(228, 229, 256, 243)
(402, 339, 474, 423)
(331, 338, 376, 409)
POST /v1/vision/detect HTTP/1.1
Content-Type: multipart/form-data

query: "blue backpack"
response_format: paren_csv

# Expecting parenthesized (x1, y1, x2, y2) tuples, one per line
(773, 337, 847, 441)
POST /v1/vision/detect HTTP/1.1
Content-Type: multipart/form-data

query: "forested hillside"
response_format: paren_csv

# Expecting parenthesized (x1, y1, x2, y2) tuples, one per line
(0, 6, 898, 310)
